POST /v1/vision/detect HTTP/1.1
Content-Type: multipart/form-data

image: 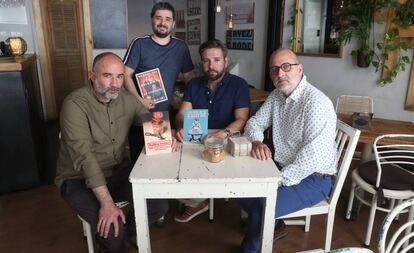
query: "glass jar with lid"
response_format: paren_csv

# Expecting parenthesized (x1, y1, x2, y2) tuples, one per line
(202, 137, 225, 163)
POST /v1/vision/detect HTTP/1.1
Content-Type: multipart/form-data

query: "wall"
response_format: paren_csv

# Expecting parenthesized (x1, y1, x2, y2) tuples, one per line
(214, 0, 269, 89)
(283, 0, 414, 122)
(95, 0, 208, 62)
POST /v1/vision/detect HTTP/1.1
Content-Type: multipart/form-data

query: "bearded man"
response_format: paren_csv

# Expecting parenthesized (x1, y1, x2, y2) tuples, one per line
(173, 39, 251, 223)
(55, 52, 170, 253)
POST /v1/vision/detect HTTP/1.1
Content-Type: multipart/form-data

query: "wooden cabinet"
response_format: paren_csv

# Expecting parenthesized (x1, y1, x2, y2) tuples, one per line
(0, 54, 44, 193)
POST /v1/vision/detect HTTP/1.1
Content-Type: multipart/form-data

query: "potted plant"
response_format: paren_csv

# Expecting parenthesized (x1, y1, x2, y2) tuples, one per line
(338, 0, 379, 67)
(339, 0, 413, 85)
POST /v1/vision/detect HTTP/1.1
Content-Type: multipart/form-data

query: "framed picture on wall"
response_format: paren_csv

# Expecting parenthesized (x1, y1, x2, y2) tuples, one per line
(175, 9, 185, 28)
(226, 2, 255, 24)
(187, 19, 201, 45)
(187, 0, 201, 16)
(226, 29, 254, 51)
(175, 32, 186, 41)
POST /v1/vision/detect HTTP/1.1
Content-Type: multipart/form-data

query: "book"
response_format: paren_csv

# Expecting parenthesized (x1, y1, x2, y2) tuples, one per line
(183, 109, 208, 143)
(141, 111, 172, 155)
(135, 68, 168, 104)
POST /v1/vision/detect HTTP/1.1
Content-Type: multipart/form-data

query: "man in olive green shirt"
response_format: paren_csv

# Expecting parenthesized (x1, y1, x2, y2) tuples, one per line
(56, 52, 168, 253)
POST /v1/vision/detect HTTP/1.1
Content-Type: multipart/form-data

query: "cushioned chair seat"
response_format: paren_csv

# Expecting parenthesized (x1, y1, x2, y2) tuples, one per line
(358, 160, 414, 204)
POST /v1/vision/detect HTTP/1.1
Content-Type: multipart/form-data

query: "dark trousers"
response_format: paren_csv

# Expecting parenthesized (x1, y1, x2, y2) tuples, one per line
(60, 166, 168, 253)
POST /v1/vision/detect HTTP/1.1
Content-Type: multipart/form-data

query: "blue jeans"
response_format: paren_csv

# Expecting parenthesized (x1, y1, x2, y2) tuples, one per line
(236, 175, 333, 253)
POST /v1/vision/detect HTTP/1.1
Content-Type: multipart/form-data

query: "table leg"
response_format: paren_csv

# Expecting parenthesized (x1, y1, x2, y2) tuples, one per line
(261, 186, 277, 253)
(133, 193, 151, 253)
(361, 143, 373, 163)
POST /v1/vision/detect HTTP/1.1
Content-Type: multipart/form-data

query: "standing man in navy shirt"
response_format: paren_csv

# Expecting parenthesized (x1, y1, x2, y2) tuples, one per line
(123, 2, 194, 111)
(174, 39, 251, 223)
(123, 2, 194, 161)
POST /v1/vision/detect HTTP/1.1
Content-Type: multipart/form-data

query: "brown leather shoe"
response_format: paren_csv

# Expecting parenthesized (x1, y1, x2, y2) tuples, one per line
(174, 201, 209, 223)
(273, 221, 288, 241)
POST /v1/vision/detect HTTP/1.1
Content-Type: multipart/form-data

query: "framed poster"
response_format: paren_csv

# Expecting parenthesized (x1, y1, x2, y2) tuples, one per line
(175, 9, 185, 28)
(187, 19, 201, 45)
(174, 32, 186, 41)
(187, 0, 201, 16)
(226, 29, 254, 51)
(91, 0, 127, 49)
(226, 2, 255, 24)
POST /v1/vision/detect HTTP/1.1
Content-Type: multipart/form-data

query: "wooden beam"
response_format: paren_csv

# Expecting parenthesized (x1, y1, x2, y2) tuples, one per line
(404, 52, 414, 111)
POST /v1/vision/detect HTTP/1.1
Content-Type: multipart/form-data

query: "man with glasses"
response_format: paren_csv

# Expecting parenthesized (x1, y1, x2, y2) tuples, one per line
(237, 48, 337, 253)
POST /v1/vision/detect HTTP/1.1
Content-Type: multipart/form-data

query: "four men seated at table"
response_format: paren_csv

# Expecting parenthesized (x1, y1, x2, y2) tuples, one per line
(55, 2, 338, 251)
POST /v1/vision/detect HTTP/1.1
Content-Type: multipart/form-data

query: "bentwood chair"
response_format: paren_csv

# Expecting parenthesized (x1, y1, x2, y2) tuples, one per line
(281, 120, 361, 252)
(346, 134, 414, 247)
(328, 198, 414, 253)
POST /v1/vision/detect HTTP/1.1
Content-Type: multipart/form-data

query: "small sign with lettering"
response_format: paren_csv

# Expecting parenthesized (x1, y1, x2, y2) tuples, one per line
(226, 29, 254, 51)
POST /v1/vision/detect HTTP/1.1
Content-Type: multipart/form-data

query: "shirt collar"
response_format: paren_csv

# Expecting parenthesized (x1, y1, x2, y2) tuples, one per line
(286, 75, 308, 102)
(201, 71, 230, 89)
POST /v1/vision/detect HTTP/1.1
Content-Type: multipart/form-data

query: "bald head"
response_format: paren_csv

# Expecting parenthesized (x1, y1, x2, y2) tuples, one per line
(268, 48, 303, 97)
(92, 52, 123, 72)
(269, 48, 299, 66)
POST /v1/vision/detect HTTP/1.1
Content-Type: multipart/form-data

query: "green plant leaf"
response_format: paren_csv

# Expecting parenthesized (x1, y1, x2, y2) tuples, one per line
(402, 56, 410, 63)
(350, 50, 357, 56)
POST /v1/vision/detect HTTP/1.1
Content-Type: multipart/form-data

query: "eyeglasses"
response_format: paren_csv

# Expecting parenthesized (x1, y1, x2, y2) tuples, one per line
(269, 63, 299, 74)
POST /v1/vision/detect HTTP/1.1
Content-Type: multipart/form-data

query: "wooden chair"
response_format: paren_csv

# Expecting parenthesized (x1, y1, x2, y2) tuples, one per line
(346, 134, 414, 246)
(280, 120, 361, 252)
(335, 95, 373, 115)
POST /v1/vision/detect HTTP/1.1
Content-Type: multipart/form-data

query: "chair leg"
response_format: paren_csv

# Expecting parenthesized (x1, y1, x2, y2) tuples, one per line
(304, 215, 311, 232)
(364, 194, 378, 246)
(346, 181, 357, 220)
(78, 215, 95, 253)
(324, 211, 335, 252)
(209, 198, 214, 222)
(404, 205, 414, 248)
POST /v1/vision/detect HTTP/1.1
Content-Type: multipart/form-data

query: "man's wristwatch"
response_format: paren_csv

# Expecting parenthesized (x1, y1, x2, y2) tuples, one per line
(223, 128, 231, 137)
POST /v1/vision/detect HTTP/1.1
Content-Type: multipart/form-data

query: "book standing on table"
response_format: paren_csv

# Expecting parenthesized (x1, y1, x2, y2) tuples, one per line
(183, 109, 208, 143)
(141, 111, 172, 155)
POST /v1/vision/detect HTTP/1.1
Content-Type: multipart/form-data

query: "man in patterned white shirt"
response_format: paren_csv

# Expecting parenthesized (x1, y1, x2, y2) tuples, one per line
(237, 48, 337, 253)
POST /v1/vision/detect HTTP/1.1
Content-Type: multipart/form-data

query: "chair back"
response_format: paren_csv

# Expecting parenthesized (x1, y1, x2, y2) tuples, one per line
(329, 120, 361, 205)
(378, 198, 414, 253)
(336, 95, 373, 115)
(373, 134, 414, 188)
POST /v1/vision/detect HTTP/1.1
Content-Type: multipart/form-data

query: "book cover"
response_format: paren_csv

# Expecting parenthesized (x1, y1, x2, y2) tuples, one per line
(183, 109, 208, 143)
(135, 68, 168, 104)
(141, 111, 172, 155)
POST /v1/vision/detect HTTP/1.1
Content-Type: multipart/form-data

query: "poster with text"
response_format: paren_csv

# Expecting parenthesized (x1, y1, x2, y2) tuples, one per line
(226, 29, 254, 51)
(187, 19, 201, 45)
(187, 0, 201, 16)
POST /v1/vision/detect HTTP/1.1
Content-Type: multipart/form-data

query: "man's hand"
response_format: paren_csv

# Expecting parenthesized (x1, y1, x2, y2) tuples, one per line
(207, 130, 227, 139)
(175, 128, 185, 142)
(171, 129, 181, 152)
(140, 96, 155, 110)
(97, 201, 126, 239)
(251, 141, 272, 160)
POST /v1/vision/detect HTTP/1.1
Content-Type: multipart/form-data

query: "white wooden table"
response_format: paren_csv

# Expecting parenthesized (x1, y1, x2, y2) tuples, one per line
(129, 142, 281, 253)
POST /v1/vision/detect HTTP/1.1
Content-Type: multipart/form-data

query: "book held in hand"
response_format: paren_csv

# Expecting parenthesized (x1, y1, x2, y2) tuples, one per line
(141, 111, 172, 155)
(183, 109, 208, 143)
(135, 68, 168, 104)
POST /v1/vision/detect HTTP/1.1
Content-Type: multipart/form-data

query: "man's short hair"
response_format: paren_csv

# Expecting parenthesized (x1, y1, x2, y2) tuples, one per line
(198, 40, 228, 58)
(92, 52, 122, 71)
(151, 2, 175, 20)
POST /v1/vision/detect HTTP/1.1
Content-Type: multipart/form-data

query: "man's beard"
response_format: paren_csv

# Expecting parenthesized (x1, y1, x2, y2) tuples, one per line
(206, 69, 225, 81)
(153, 25, 171, 38)
(95, 83, 121, 100)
